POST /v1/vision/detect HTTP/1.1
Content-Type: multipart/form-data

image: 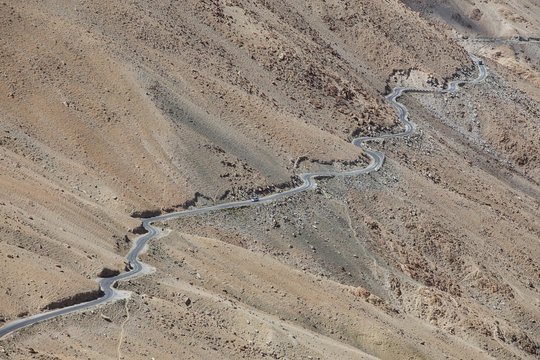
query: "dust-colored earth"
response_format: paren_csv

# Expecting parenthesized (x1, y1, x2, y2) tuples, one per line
(0, 0, 538, 359)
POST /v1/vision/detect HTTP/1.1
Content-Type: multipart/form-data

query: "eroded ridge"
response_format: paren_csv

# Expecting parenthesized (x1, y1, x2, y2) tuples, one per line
(0, 55, 487, 340)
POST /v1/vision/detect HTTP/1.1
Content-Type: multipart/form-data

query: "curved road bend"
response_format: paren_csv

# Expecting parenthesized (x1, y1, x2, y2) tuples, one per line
(0, 55, 487, 340)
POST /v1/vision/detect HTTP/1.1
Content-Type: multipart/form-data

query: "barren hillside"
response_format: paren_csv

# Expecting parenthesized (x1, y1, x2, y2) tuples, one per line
(0, 0, 538, 359)
(404, 0, 540, 92)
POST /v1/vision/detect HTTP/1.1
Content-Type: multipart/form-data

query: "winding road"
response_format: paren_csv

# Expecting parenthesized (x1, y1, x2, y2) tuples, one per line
(0, 55, 487, 340)
(463, 37, 540, 44)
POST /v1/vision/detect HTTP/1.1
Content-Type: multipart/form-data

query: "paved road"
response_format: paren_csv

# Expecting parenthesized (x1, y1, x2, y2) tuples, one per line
(0, 55, 486, 340)
(461, 37, 540, 44)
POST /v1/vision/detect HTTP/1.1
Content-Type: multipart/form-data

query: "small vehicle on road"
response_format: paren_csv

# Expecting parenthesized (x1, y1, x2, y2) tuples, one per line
(251, 197, 259, 202)
(478, 60, 483, 65)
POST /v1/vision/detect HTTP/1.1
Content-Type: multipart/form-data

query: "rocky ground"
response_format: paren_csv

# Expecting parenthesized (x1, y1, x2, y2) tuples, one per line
(0, 0, 539, 359)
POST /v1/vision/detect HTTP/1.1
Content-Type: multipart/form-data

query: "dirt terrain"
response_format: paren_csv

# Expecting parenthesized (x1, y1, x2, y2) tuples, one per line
(0, 0, 538, 359)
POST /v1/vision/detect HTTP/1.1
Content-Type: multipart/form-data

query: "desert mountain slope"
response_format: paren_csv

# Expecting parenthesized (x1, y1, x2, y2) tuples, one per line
(0, 0, 539, 359)
(403, 0, 540, 39)
(404, 0, 540, 91)
(0, 0, 471, 318)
